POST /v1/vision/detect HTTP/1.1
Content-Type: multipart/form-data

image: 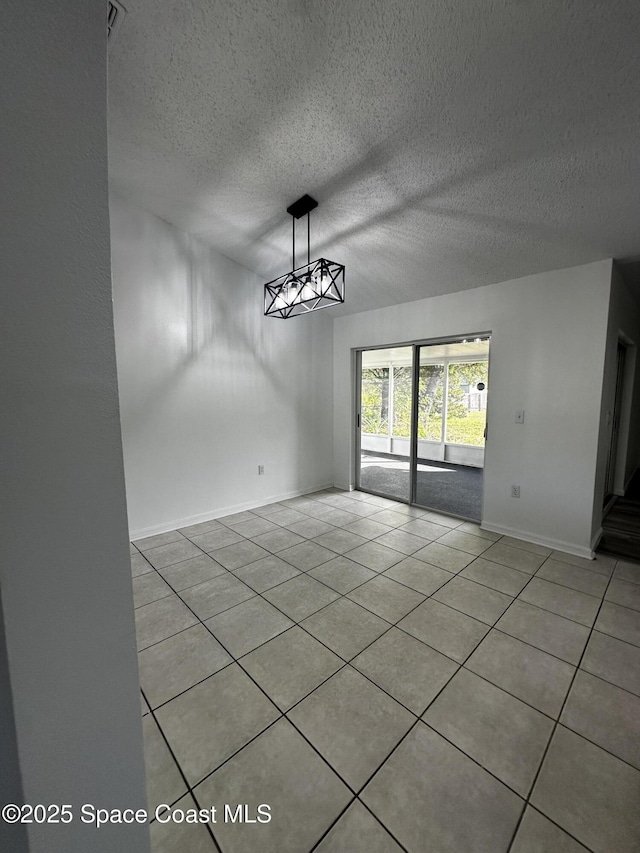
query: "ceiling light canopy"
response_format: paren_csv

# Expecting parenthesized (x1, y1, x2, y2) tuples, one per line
(264, 194, 345, 318)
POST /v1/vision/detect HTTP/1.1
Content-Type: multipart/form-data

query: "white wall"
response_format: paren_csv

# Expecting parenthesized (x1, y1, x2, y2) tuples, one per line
(0, 2, 149, 851)
(592, 264, 640, 536)
(334, 261, 613, 557)
(110, 195, 334, 537)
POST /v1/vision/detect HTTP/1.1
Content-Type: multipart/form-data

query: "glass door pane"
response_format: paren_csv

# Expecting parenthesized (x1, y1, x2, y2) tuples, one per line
(417, 362, 445, 444)
(413, 340, 489, 521)
(358, 346, 413, 502)
(445, 361, 488, 447)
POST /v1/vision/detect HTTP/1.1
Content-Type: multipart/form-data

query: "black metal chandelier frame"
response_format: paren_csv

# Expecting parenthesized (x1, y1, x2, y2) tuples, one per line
(264, 194, 345, 319)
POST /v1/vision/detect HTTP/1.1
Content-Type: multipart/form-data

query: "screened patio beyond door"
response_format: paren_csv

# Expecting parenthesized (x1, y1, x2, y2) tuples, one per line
(357, 338, 490, 521)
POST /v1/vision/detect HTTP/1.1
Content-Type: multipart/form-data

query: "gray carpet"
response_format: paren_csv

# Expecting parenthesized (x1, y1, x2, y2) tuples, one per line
(359, 453, 483, 521)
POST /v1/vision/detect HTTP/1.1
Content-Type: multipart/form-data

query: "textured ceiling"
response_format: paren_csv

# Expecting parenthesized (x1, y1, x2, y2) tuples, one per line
(108, 0, 640, 315)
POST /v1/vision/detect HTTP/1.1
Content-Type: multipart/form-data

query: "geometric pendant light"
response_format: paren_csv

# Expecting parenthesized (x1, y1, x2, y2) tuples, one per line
(264, 194, 345, 318)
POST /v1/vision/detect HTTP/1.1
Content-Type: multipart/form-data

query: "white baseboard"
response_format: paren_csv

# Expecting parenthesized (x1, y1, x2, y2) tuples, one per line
(480, 520, 594, 560)
(129, 482, 335, 541)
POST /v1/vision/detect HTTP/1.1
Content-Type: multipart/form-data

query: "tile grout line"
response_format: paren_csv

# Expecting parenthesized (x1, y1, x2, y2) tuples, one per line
(334, 558, 562, 819)
(149, 558, 460, 716)
(134, 490, 635, 851)
(308, 794, 412, 853)
(504, 561, 619, 853)
(410, 555, 577, 797)
(140, 507, 505, 850)
(141, 502, 534, 722)
(333, 553, 582, 843)
(141, 593, 371, 843)
(412, 547, 576, 849)
(143, 693, 223, 853)
(490, 592, 606, 630)
(325, 559, 548, 837)
(136, 513, 617, 681)
(141, 553, 402, 822)
(514, 804, 597, 853)
(137, 535, 408, 660)
(153, 536, 638, 785)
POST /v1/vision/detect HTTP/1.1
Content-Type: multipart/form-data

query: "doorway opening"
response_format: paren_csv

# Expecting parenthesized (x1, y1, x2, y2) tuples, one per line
(604, 340, 627, 506)
(356, 336, 490, 522)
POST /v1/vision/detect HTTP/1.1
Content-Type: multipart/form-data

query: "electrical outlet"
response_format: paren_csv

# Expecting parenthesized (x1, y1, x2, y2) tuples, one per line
(515, 410, 525, 424)
(511, 484, 520, 498)
(258, 465, 264, 475)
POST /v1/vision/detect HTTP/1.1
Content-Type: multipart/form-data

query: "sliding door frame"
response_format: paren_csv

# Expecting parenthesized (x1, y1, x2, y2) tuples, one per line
(354, 349, 363, 492)
(409, 344, 420, 506)
(354, 332, 492, 518)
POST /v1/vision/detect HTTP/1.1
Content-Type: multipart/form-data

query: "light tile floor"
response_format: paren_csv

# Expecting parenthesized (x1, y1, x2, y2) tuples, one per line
(132, 489, 640, 853)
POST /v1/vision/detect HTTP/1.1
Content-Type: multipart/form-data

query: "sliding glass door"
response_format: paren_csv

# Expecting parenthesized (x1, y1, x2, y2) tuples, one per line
(413, 344, 488, 519)
(357, 337, 490, 520)
(357, 346, 413, 502)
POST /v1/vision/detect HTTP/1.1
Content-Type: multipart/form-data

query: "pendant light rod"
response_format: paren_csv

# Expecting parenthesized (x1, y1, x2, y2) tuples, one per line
(287, 195, 317, 271)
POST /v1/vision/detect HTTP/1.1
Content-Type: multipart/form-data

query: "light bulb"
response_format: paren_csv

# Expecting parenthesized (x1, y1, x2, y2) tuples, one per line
(286, 278, 300, 304)
(300, 279, 314, 301)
